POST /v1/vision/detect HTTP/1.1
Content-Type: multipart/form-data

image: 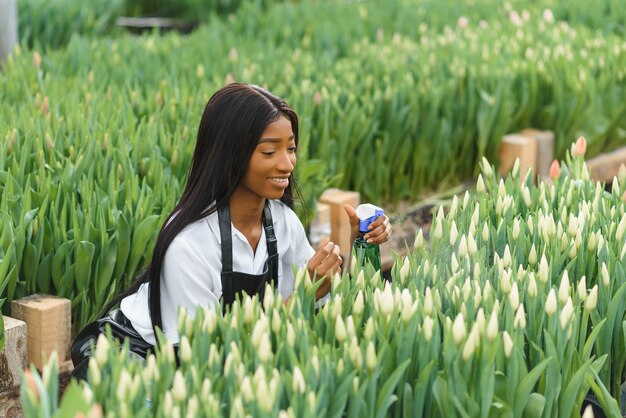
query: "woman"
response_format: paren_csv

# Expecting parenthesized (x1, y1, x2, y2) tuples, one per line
(71, 83, 391, 377)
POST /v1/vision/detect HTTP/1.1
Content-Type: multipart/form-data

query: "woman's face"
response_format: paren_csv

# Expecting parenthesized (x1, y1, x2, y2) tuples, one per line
(237, 115, 297, 201)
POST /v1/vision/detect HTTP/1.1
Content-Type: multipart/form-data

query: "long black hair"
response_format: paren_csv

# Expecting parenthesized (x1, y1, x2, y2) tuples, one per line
(102, 83, 300, 335)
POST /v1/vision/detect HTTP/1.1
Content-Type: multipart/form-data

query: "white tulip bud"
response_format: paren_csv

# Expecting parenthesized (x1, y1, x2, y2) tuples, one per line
(451, 253, 459, 273)
(588, 233, 597, 252)
(476, 308, 486, 334)
(449, 196, 459, 219)
(258, 334, 273, 363)
(172, 371, 187, 402)
(88, 358, 101, 386)
(476, 174, 486, 192)
(462, 191, 470, 210)
(482, 280, 492, 302)
(400, 257, 410, 284)
(558, 271, 570, 304)
(462, 323, 480, 360)
(472, 204, 480, 226)
(482, 223, 490, 242)
(366, 342, 378, 372)
(581, 405, 595, 418)
(568, 240, 577, 259)
(414, 229, 424, 250)
(264, 287, 275, 311)
(474, 263, 481, 279)
(512, 219, 521, 240)
(498, 179, 506, 199)
(423, 316, 435, 341)
(502, 331, 513, 357)
(452, 313, 466, 344)
(513, 304, 526, 329)
(379, 285, 394, 316)
(458, 235, 468, 258)
(509, 282, 520, 311)
(424, 288, 434, 315)
(545, 289, 557, 316)
(601, 263, 610, 287)
(163, 392, 173, 416)
(180, 336, 192, 364)
(243, 297, 254, 325)
(371, 270, 381, 287)
(559, 297, 574, 330)
(502, 245, 512, 267)
(585, 285, 598, 312)
(94, 333, 111, 367)
(523, 186, 532, 207)
(468, 233, 478, 256)
(241, 376, 254, 401)
(433, 221, 443, 240)
(202, 307, 217, 334)
(335, 315, 347, 343)
(481, 157, 493, 177)
(487, 312, 498, 340)
(450, 221, 459, 245)
(292, 367, 306, 394)
(528, 245, 537, 266)
(353, 291, 364, 315)
(617, 215, 626, 242)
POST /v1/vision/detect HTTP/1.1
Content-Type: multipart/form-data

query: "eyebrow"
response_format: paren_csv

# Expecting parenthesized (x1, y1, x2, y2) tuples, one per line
(258, 135, 295, 143)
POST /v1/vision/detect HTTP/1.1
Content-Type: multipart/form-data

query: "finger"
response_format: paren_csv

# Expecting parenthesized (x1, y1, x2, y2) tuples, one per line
(364, 223, 387, 240)
(343, 204, 360, 225)
(308, 240, 334, 268)
(367, 215, 386, 230)
(316, 244, 341, 275)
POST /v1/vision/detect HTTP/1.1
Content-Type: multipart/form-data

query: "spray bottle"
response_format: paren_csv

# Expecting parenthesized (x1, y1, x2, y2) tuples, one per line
(353, 204, 384, 271)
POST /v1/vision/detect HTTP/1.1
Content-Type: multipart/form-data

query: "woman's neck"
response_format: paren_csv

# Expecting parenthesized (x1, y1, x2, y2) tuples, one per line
(229, 190, 265, 230)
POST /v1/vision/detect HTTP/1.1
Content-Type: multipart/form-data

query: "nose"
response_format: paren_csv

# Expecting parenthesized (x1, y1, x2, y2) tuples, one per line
(277, 149, 296, 173)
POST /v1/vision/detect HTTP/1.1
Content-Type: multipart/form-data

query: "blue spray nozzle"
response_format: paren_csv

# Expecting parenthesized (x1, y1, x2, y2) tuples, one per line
(355, 204, 384, 232)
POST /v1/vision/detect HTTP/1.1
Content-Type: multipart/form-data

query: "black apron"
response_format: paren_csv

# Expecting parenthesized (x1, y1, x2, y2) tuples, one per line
(218, 201, 279, 313)
(71, 201, 279, 379)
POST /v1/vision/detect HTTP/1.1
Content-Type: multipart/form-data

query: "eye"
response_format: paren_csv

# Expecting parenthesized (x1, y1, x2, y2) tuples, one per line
(261, 151, 275, 156)
(288, 146, 297, 152)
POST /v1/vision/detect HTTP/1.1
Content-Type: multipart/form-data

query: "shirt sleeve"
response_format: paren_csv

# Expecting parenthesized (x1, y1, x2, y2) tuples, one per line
(160, 234, 221, 341)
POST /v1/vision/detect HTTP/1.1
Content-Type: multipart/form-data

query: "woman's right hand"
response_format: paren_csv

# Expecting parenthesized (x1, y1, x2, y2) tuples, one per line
(307, 238, 342, 300)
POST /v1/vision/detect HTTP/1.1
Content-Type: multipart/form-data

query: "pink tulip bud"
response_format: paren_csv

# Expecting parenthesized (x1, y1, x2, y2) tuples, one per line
(33, 51, 42, 68)
(549, 160, 561, 180)
(313, 91, 322, 105)
(573, 136, 587, 157)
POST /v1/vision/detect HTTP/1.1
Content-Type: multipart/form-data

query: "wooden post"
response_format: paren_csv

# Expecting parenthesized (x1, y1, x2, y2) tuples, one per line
(0, 316, 27, 418)
(498, 134, 538, 180)
(520, 129, 554, 180)
(0, 0, 19, 64)
(319, 189, 360, 261)
(11, 295, 71, 370)
(586, 146, 626, 184)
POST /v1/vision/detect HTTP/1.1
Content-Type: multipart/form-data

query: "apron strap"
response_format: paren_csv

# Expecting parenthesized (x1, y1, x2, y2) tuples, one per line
(218, 201, 279, 276)
(218, 205, 234, 273)
(262, 201, 279, 284)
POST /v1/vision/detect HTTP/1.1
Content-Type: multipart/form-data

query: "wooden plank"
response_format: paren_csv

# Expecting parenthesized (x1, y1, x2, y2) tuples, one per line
(11, 295, 71, 370)
(319, 189, 360, 261)
(586, 146, 626, 184)
(498, 134, 538, 180)
(520, 129, 554, 179)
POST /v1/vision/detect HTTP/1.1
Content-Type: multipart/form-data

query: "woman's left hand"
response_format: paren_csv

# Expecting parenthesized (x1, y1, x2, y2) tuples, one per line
(344, 204, 392, 244)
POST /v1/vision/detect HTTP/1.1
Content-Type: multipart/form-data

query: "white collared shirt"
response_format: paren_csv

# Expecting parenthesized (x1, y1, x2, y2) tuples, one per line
(120, 199, 315, 345)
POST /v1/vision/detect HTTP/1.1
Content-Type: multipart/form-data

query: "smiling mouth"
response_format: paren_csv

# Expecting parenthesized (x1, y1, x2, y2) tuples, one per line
(268, 177, 290, 186)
